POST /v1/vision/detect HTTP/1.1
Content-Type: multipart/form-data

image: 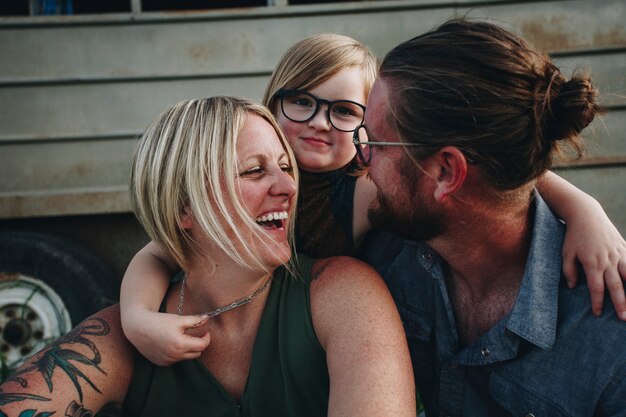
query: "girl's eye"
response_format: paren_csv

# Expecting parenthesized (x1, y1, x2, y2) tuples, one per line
(333, 105, 355, 116)
(292, 97, 314, 108)
(331, 102, 364, 119)
(280, 165, 293, 173)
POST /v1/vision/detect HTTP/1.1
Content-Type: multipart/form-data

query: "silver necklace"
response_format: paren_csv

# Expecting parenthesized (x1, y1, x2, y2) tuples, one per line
(177, 274, 272, 318)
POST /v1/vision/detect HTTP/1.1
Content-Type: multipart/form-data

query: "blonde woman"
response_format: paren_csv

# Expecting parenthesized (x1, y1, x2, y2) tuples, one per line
(0, 97, 415, 417)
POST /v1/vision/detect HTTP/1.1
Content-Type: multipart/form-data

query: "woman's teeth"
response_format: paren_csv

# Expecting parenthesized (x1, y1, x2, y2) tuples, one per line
(255, 211, 288, 224)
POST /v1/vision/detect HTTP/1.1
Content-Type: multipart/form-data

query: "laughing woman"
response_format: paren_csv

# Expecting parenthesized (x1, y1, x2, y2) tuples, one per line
(0, 97, 415, 417)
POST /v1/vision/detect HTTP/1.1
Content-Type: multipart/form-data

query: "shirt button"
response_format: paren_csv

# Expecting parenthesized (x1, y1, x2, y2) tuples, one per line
(481, 346, 490, 357)
(422, 252, 432, 261)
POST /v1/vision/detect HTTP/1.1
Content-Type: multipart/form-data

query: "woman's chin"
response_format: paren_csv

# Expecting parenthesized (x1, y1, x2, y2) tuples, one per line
(261, 243, 292, 269)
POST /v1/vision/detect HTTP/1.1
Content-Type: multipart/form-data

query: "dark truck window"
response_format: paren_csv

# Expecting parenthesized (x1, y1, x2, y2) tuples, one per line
(142, 0, 266, 11)
(1, 0, 130, 15)
(1, 0, 367, 16)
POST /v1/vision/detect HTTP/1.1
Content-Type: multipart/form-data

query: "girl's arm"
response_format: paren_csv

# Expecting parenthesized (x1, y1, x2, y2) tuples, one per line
(120, 241, 211, 366)
(537, 171, 626, 320)
(310, 257, 416, 417)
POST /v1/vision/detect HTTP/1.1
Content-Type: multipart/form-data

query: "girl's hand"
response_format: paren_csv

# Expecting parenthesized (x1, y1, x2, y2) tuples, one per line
(123, 309, 211, 366)
(562, 203, 626, 321)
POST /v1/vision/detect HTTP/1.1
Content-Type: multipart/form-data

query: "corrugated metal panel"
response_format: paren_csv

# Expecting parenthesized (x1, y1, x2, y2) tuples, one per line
(0, 0, 624, 233)
(0, 77, 269, 141)
(556, 165, 626, 234)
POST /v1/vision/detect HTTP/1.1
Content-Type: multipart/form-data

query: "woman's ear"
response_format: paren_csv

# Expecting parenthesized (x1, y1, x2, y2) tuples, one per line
(432, 146, 469, 202)
(180, 207, 194, 229)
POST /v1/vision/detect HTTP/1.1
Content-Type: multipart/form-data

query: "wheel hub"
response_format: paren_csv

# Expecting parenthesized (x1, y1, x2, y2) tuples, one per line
(0, 275, 72, 369)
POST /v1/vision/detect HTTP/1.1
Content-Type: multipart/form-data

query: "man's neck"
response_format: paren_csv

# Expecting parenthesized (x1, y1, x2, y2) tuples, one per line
(428, 197, 534, 345)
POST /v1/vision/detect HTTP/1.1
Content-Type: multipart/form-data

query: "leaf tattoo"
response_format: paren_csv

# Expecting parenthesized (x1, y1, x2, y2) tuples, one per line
(0, 392, 50, 406)
(0, 408, 54, 417)
(6, 317, 110, 402)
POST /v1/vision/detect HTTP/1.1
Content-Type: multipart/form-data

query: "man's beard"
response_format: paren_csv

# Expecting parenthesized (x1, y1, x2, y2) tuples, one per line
(368, 169, 446, 242)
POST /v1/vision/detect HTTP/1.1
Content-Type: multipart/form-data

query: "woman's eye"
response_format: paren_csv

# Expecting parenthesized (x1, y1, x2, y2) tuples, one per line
(241, 167, 263, 177)
(280, 165, 293, 173)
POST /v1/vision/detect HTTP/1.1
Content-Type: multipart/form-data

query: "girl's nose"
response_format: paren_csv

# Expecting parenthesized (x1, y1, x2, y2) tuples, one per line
(307, 104, 331, 130)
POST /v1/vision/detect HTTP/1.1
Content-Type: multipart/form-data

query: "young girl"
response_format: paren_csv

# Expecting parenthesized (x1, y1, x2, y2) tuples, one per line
(121, 34, 626, 366)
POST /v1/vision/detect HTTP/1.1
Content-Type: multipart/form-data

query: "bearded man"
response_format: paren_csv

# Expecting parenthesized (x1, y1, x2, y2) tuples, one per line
(359, 19, 626, 417)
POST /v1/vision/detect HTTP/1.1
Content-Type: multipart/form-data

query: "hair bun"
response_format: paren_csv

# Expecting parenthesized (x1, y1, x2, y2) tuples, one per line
(545, 74, 600, 142)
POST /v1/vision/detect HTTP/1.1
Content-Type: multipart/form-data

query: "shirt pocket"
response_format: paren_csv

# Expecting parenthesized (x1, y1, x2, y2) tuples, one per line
(489, 371, 574, 417)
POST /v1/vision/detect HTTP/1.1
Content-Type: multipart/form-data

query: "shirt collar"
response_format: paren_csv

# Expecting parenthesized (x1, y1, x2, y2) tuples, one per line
(505, 191, 565, 350)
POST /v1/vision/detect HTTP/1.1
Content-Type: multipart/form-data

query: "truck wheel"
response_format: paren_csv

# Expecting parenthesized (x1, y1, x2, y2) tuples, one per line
(0, 231, 118, 370)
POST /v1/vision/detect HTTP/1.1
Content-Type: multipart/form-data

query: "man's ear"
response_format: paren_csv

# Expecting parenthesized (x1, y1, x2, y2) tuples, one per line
(431, 146, 469, 202)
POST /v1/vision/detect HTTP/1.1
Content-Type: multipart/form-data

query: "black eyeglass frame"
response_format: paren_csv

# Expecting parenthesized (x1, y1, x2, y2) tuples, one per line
(352, 124, 478, 166)
(275, 88, 366, 132)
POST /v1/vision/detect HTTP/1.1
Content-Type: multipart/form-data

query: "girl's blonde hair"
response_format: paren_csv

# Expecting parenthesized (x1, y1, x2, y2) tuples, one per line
(130, 96, 299, 272)
(262, 33, 378, 113)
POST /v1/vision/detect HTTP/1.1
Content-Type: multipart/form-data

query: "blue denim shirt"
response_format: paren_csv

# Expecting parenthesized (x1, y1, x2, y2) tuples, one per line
(361, 193, 626, 417)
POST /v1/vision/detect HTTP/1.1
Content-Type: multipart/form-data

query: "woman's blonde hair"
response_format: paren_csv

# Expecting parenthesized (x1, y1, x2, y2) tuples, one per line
(262, 33, 378, 113)
(130, 96, 298, 272)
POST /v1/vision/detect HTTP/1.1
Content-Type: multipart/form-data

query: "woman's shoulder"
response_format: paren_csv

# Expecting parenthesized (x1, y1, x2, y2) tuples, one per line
(308, 256, 392, 320)
(306, 255, 413, 406)
(309, 256, 379, 284)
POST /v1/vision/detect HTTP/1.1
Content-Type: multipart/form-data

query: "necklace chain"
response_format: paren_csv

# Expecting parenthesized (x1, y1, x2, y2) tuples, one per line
(177, 274, 272, 318)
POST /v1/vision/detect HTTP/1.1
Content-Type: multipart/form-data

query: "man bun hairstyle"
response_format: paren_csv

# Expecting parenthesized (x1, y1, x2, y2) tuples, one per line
(540, 69, 601, 145)
(380, 18, 604, 190)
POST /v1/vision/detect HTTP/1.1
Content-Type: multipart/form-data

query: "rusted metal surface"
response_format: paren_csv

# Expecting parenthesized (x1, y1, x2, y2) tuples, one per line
(0, 187, 130, 218)
(0, 0, 624, 235)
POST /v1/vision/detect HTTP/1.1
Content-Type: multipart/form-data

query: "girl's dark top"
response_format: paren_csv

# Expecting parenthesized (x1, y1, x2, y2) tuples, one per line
(296, 160, 359, 257)
(123, 255, 330, 417)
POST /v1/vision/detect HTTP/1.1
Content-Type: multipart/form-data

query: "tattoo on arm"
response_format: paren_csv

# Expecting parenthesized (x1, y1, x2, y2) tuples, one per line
(0, 400, 94, 417)
(311, 261, 332, 281)
(65, 400, 94, 417)
(0, 409, 54, 417)
(1, 317, 110, 407)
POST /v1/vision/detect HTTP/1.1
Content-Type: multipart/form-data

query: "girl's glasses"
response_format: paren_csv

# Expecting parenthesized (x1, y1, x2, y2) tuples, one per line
(276, 89, 366, 132)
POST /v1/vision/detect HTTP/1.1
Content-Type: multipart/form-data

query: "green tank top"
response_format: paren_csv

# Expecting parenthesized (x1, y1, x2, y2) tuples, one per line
(122, 255, 329, 417)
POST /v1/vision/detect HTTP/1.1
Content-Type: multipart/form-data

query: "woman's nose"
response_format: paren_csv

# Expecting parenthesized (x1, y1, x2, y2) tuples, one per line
(271, 170, 297, 197)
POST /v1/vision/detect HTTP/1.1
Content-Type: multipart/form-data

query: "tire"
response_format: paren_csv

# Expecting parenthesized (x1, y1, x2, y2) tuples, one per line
(0, 231, 118, 369)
